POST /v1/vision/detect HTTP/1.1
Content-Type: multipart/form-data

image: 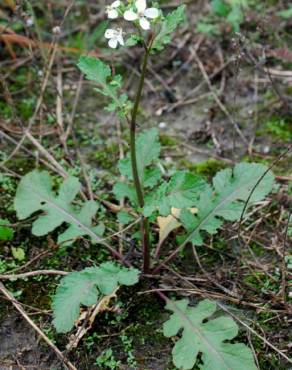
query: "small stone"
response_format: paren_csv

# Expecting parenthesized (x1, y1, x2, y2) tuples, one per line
(26, 17, 34, 27)
(52, 26, 61, 35)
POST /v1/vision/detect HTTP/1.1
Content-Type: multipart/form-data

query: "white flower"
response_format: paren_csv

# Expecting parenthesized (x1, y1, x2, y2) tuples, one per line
(104, 28, 124, 49)
(106, 0, 121, 19)
(124, 0, 159, 30)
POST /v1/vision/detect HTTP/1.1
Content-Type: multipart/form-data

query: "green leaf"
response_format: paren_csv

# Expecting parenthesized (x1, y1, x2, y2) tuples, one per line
(152, 5, 186, 51)
(118, 128, 161, 183)
(0, 219, 14, 241)
(113, 182, 137, 204)
(125, 34, 143, 47)
(164, 299, 257, 370)
(14, 171, 103, 245)
(180, 163, 275, 246)
(197, 21, 220, 36)
(52, 262, 139, 333)
(11, 247, 25, 261)
(227, 4, 244, 31)
(277, 7, 292, 19)
(78, 55, 111, 87)
(77, 55, 130, 114)
(144, 171, 206, 217)
(211, 0, 230, 16)
(115, 128, 161, 205)
(117, 211, 135, 225)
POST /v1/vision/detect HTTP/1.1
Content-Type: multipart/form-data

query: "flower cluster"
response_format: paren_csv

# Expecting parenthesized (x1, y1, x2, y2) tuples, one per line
(105, 0, 160, 49)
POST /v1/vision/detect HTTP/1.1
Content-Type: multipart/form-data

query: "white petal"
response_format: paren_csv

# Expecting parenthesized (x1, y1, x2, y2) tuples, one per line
(144, 7, 159, 19)
(135, 0, 146, 13)
(139, 17, 150, 30)
(108, 38, 118, 49)
(112, 0, 121, 8)
(124, 9, 138, 21)
(107, 9, 118, 19)
(105, 29, 117, 39)
(117, 34, 124, 46)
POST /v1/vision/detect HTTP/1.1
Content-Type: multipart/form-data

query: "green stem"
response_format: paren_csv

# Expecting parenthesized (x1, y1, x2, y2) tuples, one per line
(130, 47, 151, 273)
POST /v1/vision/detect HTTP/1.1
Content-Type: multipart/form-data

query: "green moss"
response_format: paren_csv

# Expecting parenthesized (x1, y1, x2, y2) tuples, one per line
(264, 118, 292, 142)
(160, 134, 178, 147)
(182, 158, 227, 178)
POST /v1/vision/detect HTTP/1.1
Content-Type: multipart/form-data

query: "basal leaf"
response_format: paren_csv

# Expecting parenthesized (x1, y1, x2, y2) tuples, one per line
(152, 5, 186, 51)
(164, 299, 257, 370)
(117, 211, 135, 225)
(14, 171, 103, 245)
(113, 182, 137, 205)
(52, 262, 139, 333)
(180, 163, 275, 246)
(144, 171, 206, 217)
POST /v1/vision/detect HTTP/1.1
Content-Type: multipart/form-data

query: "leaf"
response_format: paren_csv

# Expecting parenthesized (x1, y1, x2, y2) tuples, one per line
(11, 247, 25, 261)
(77, 55, 129, 114)
(113, 182, 137, 205)
(152, 5, 186, 51)
(78, 55, 111, 88)
(164, 298, 257, 370)
(227, 4, 244, 31)
(0, 219, 14, 241)
(197, 21, 220, 36)
(14, 171, 103, 245)
(211, 0, 230, 16)
(144, 171, 206, 217)
(157, 207, 198, 247)
(118, 128, 161, 183)
(180, 163, 275, 246)
(115, 129, 161, 205)
(57, 201, 105, 245)
(125, 34, 143, 47)
(277, 7, 292, 19)
(117, 211, 135, 225)
(52, 262, 139, 333)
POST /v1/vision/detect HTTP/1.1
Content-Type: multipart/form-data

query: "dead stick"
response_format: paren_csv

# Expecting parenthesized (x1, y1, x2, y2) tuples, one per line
(0, 270, 68, 280)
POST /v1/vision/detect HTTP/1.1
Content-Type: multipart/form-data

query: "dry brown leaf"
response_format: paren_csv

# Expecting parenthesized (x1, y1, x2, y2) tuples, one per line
(3, 0, 16, 10)
(157, 207, 198, 247)
(66, 289, 118, 350)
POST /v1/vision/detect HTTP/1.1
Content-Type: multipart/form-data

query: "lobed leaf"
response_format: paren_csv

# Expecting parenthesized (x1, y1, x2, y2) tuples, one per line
(152, 5, 186, 51)
(180, 163, 275, 246)
(164, 298, 257, 370)
(118, 128, 161, 183)
(77, 55, 130, 114)
(144, 171, 206, 217)
(14, 170, 104, 245)
(114, 128, 161, 205)
(52, 262, 140, 333)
